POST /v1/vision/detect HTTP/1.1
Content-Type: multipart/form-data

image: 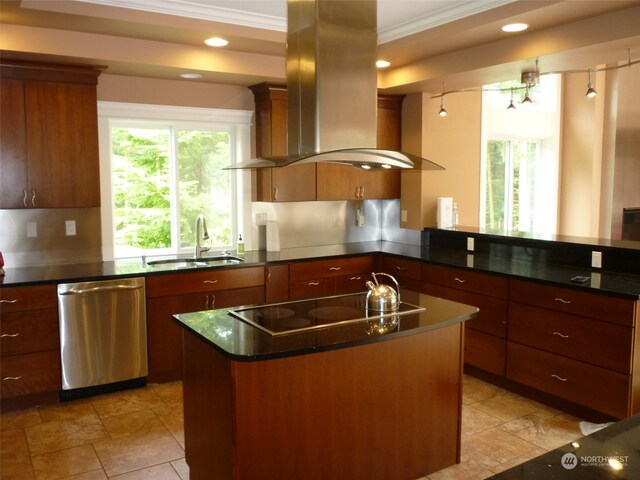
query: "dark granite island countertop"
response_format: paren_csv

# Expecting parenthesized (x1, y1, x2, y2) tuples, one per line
(174, 290, 477, 480)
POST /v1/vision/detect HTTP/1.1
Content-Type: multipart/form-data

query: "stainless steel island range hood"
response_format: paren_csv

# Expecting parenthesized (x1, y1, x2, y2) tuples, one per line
(230, 0, 443, 171)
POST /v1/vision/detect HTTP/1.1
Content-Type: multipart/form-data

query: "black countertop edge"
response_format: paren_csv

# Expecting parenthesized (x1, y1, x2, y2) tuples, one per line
(2, 240, 639, 298)
(490, 413, 640, 479)
(172, 291, 478, 361)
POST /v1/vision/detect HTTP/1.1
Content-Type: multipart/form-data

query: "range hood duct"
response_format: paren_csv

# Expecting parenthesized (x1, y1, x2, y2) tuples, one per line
(229, 0, 443, 171)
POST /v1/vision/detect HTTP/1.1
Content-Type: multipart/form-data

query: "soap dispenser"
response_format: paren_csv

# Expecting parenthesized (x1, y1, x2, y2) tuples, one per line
(236, 234, 245, 255)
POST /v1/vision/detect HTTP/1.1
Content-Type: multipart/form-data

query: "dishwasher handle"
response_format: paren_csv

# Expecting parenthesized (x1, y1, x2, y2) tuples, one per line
(59, 284, 144, 295)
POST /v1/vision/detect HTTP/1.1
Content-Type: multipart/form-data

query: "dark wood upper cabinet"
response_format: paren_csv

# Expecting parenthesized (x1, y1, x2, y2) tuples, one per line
(0, 62, 102, 209)
(249, 83, 404, 202)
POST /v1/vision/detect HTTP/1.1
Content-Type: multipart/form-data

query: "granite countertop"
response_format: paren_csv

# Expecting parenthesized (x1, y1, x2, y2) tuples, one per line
(491, 414, 640, 479)
(2, 240, 639, 298)
(173, 289, 478, 361)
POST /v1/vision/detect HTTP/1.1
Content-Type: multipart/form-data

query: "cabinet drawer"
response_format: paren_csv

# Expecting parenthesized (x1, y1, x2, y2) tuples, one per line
(290, 278, 334, 300)
(1, 350, 61, 399)
(423, 264, 508, 299)
(1, 309, 59, 356)
(381, 256, 422, 281)
(507, 342, 630, 418)
(441, 287, 507, 337)
(290, 256, 374, 282)
(509, 279, 635, 326)
(464, 329, 506, 376)
(334, 273, 368, 294)
(0, 285, 57, 313)
(508, 302, 633, 374)
(146, 266, 265, 297)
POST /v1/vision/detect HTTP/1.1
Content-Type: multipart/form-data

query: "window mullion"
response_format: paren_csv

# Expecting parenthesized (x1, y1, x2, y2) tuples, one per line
(169, 127, 181, 252)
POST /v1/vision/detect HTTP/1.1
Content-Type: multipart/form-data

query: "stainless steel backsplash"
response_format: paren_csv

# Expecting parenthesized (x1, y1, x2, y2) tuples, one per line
(0, 208, 102, 268)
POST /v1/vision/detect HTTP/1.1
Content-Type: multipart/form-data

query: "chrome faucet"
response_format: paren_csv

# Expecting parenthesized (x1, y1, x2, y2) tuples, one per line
(194, 214, 210, 258)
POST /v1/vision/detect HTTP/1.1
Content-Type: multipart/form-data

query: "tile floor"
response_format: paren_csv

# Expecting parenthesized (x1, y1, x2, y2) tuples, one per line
(0, 375, 584, 480)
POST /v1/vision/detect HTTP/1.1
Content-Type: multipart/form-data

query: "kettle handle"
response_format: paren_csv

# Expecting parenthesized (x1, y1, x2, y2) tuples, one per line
(370, 272, 401, 304)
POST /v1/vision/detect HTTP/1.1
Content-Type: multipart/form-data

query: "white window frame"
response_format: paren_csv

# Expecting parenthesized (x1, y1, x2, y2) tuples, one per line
(98, 102, 252, 261)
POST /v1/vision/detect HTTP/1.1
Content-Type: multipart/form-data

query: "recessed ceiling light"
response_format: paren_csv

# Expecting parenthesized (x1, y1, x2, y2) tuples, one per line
(376, 60, 391, 68)
(501, 23, 528, 33)
(204, 37, 229, 47)
(180, 73, 202, 79)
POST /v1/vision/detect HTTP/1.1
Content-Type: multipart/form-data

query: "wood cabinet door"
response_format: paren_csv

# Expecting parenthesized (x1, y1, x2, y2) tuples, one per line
(25, 81, 100, 208)
(266, 264, 290, 303)
(0, 79, 29, 209)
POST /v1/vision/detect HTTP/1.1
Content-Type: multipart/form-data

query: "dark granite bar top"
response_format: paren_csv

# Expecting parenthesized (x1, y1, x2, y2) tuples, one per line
(173, 289, 478, 361)
(491, 414, 640, 479)
(1, 239, 639, 298)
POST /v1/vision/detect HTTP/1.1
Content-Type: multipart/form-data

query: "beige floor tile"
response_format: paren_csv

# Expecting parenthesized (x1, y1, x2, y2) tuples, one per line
(0, 408, 42, 432)
(109, 463, 182, 479)
(38, 400, 98, 423)
(489, 446, 547, 475)
(24, 415, 108, 456)
(464, 428, 538, 464)
(31, 445, 101, 480)
(1, 428, 35, 480)
(170, 458, 189, 480)
(149, 382, 183, 407)
(153, 404, 185, 448)
(90, 387, 164, 418)
(93, 410, 184, 477)
(499, 411, 583, 451)
(462, 376, 505, 405)
(425, 453, 494, 480)
(58, 471, 107, 480)
(471, 390, 546, 422)
(461, 404, 504, 437)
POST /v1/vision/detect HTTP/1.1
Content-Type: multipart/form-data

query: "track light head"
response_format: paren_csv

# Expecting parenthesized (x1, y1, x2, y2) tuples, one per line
(586, 70, 598, 98)
(438, 106, 448, 117)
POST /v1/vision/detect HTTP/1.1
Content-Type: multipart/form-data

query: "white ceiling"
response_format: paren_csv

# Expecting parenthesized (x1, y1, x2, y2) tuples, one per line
(2, 0, 640, 93)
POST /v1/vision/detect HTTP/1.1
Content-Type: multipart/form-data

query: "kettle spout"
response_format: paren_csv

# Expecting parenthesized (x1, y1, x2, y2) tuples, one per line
(365, 280, 376, 291)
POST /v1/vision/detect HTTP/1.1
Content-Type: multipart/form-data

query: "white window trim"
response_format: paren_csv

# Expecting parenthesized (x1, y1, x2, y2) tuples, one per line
(97, 101, 253, 261)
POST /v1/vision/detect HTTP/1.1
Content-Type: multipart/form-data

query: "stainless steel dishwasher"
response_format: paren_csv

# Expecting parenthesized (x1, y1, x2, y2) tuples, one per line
(57, 277, 148, 400)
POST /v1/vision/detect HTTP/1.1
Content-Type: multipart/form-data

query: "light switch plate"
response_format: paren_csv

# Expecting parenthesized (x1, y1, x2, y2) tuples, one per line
(591, 251, 602, 268)
(27, 222, 37, 238)
(401, 210, 407, 222)
(467, 237, 474, 251)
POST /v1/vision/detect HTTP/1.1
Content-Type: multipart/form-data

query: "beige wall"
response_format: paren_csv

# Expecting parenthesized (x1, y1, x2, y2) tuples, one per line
(96, 74, 254, 110)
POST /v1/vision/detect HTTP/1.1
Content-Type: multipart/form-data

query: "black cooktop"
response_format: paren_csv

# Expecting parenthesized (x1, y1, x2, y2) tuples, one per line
(228, 292, 425, 336)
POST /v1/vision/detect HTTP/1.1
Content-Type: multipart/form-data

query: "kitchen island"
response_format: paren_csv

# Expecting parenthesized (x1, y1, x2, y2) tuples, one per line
(174, 289, 478, 480)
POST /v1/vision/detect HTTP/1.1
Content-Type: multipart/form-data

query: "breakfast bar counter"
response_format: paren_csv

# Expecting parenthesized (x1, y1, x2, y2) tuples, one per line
(173, 290, 477, 480)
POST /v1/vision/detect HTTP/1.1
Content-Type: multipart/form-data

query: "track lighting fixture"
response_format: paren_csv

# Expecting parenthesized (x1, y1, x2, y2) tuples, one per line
(430, 48, 637, 116)
(586, 69, 597, 98)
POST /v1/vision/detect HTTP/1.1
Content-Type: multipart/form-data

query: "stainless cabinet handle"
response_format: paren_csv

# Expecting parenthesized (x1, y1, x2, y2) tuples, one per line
(1, 333, 20, 338)
(2, 376, 22, 381)
(307, 282, 320, 286)
(203, 280, 218, 284)
(266, 267, 271, 282)
(273, 187, 278, 201)
(553, 331, 569, 339)
(360, 186, 365, 198)
(349, 276, 362, 280)
(205, 294, 209, 309)
(354, 186, 360, 199)
(551, 374, 568, 382)
(329, 267, 341, 271)
(31, 190, 36, 207)
(554, 297, 571, 304)
(0, 299, 18, 304)
(209, 294, 215, 309)
(395, 266, 406, 271)
(454, 277, 466, 283)
(23, 190, 27, 207)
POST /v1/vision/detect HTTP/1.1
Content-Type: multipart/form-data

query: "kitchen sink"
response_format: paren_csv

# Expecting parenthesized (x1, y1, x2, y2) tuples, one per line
(147, 256, 244, 269)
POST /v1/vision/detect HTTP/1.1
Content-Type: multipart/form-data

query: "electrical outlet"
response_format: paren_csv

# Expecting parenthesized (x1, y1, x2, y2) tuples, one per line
(467, 237, 474, 251)
(27, 222, 37, 238)
(591, 251, 602, 269)
(401, 210, 407, 222)
(65, 220, 76, 236)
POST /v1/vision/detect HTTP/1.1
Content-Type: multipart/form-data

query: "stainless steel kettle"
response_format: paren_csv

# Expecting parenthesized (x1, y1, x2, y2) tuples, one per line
(366, 272, 400, 312)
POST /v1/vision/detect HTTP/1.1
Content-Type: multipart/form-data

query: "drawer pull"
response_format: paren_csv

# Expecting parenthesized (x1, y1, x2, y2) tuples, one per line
(454, 277, 466, 283)
(551, 374, 568, 382)
(552, 331, 569, 339)
(554, 297, 571, 304)
(203, 280, 218, 284)
(0, 299, 18, 304)
(395, 266, 406, 271)
(2, 376, 22, 381)
(329, 267, 341, 271)
(349, 276, 362, 280)
(307, 282, 320, 286)
(1, 333, 20, 338)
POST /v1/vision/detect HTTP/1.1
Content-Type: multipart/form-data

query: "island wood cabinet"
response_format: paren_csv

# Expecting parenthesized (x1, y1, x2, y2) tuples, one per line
(0, 285, 61, 411)
(249, 83, 403, 202)
(379, 255, 423, 292)
(289, 256, 374, 300)
(422, 264, 509, 376)
(0, 63, 102, 209)
(145, 267, 265, 382)
(265, 264, 290, 303)
(507, 279, 639, 419)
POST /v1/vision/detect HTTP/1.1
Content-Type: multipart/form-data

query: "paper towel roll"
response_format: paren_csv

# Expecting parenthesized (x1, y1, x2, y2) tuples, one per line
(437, 197, 453, 229)
(266, 221, 280, 252)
